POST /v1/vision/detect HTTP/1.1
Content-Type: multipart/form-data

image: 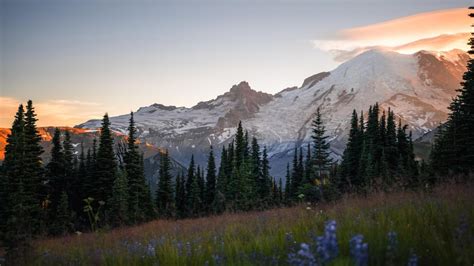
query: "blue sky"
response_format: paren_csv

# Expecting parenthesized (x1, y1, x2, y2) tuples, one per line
(0, 0, 470, 126)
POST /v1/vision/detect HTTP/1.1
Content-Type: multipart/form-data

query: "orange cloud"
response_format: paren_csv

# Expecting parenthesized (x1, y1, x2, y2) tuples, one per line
(0, 97, 105, 128)
(314, 8, 471, 61)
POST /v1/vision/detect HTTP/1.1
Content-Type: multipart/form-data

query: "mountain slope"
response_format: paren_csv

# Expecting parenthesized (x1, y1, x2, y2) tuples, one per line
(78, 48, 469, 178)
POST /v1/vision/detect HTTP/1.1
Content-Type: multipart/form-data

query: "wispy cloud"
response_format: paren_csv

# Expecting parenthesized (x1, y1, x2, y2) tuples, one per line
(0, 97, 105, 128)
(313, 8, 470, 61)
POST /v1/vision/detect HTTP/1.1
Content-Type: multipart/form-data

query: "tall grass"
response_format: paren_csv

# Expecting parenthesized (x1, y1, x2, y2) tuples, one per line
(31, 183, 473, 265)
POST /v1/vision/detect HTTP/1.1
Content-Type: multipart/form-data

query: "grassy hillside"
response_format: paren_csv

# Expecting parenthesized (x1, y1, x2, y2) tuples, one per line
(32, 183, 473, 265)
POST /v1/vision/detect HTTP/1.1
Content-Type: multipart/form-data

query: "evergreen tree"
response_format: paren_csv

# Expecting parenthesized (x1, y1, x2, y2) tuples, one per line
(47, 128, 65, 215)
(110, 171, 129, 226)
(250, 138, 262, 199)
(290, 147, 301, 199)
(23, 100, 44, 232)
(175, 173, 187, 218)
(62, 131, 74, 184)
(205, 146, 217, 211)
(216, 146, 228, 210)
(54, 191, 72, 235)
(311, 108, 333, 180)
(235, 122, 245, 168)
(123, 112, 153, 223)
(304, 143, 312, 184)
(261, 146, 271, 203)
(197, 165, 206, 212)
(2, 105, 28, 253)
(284, 163, 291, 203)
(431, 9, 474, 174)
(385, 109, 398, 180)
(95, 114, 117, 206)
(341, 110, 360, 191)
(156, 150, 174, 218)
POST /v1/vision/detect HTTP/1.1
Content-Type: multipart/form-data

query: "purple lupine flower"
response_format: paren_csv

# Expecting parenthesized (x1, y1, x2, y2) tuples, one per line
(288, 243, 317, 266)
(176, 241, 184, 256)
(350, 234, 368, 266)
(315, 220, 338, 263)
(386, 231, 398, 261)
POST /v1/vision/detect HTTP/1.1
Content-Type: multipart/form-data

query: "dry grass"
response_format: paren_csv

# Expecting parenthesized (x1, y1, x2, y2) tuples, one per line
(31, 182, 474, 265)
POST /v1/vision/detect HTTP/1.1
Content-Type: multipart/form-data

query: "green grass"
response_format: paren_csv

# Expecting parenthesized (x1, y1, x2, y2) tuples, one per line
(32, 183, 473, 265)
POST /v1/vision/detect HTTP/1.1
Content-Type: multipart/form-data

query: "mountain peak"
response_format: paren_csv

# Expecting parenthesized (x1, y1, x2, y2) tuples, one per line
(229, 81, 252, 93)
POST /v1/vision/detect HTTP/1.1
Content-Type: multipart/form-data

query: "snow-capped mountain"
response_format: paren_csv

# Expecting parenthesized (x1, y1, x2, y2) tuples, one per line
(78, 48, 469, 178)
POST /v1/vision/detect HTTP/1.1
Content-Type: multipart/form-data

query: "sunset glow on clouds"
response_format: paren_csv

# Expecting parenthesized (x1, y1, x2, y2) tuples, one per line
(0, 97, 106, 127)
(313, 8, 470, 61)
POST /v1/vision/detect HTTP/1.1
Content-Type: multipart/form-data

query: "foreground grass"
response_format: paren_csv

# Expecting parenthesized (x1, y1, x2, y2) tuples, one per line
(32, 183, 473, 265)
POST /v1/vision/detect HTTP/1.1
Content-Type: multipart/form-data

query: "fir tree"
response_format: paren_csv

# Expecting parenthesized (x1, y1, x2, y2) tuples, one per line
(385, 109, 398, 180)
(47, 128, 65, 214)
(290, 147, 301, 199)
(95, 114, 117, 206)
(431, 8, 474, 174)
(2, 105, 29, 254)
(54, 191, 72, 235)
(110, 171, 129, 226)
(261, 146, 271, 203)
(205, 146, 217, 211)
(235, 122, 245, 168)
(23, 100, 44, 232)
(311, 108, 333, 180)
(284, 163, 291, 203)
(341, 110, 360, 191)
(156, 150, 174, 217)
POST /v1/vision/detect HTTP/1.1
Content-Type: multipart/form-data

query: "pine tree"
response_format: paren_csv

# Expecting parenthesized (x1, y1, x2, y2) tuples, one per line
(290, 147, 301, 199)
(197, 165, 206, 212)
(341, 110, 360, 191)
(125, 112, 140, 221)
(385, 109, 398, 180)
(304, 143, 312, 184)
(311, 108, 333, 180)
(23, 100, 44, 233)
(2, 105, 28, 253)
(72, 144, 87, 220)
(216, 146, 228, 210)
(261, 146, 271, 203)
(250, 138, 262, 199)
(284, 163, 291, 203)
(431, 9, 474, 174)
(175, 173, 187, 218)
(63, 130, 74, 184)
(235, 122, 245, 168)
(156, 150, 174, 217)
(205, 146, 217, 211)
(47, 128, 65, 214)
(95, 114, 117, 206)
(341, 110, 361, 190)
(54, 191, 72, 235)
(110, 171, 129, 226)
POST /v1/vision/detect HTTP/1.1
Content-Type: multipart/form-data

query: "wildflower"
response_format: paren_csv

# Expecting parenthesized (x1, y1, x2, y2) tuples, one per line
(176, 241, 184, 256)
(386, 231, 398, 261)
(350, 234, 368, 266)
(288, 243, 317, 266)
(315, 220, 338, 263)
(146, 243, 156, 257)
(185, 241, 192, 257)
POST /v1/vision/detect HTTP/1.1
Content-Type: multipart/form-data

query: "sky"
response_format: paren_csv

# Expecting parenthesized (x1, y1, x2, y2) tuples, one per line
(0, 0, 471, 127)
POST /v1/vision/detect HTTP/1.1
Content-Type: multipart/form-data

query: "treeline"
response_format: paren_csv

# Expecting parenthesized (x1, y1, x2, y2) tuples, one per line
(0, 108, 157, 259)
(339, 104, 418, 192)
(283, 105, 419, 204)
(159, 121, 281, 219)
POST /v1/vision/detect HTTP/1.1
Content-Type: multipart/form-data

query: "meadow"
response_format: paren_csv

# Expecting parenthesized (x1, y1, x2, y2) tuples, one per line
(31, 183, 473, 265)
